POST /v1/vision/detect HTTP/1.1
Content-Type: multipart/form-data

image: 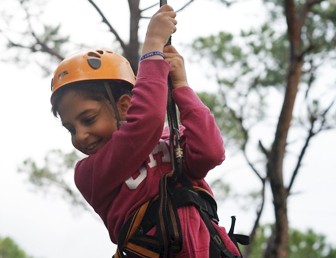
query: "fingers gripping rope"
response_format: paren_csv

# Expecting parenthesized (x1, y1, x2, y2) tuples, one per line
(160, 0, 172, 45)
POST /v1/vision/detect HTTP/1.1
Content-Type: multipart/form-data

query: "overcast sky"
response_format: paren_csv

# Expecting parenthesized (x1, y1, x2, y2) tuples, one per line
(0, 1, 335, 258)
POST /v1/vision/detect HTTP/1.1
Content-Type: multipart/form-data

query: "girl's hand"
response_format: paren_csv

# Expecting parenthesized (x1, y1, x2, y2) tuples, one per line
(164, 45, 188, 89)
(142, 5, 177, 56)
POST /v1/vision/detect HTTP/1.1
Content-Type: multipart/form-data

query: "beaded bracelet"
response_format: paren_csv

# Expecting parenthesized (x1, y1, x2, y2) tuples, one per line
(140, 51, 164, 61)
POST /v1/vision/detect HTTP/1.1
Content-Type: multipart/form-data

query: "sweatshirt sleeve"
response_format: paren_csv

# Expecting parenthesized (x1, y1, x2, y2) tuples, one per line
(74, 60, 170, 211)
(172, 86, 225, 179)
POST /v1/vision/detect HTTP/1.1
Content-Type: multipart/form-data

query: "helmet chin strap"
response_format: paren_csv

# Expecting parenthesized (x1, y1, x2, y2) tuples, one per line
(104, 82, 122, 129)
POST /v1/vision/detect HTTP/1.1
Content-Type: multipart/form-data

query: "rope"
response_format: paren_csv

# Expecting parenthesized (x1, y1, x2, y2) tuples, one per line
(159, 0, 184, 183)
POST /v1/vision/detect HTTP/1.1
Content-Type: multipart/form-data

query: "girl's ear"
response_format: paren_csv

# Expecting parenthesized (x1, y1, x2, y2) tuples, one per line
(117, 94, 131, 119)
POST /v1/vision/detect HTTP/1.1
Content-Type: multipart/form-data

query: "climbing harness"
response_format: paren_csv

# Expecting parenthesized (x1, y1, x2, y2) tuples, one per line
(113, 1, 249, 257)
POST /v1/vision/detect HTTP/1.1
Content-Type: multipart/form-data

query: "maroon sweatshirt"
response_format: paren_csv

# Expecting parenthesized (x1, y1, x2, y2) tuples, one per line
(74, 59, 240, 257)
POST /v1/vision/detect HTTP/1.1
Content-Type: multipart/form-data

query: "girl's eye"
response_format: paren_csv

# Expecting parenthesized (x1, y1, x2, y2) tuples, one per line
(82, 116, 96, 125)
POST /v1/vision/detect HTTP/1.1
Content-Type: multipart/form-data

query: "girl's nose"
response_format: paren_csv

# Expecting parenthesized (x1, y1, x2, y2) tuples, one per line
(74, 127, 89, 145)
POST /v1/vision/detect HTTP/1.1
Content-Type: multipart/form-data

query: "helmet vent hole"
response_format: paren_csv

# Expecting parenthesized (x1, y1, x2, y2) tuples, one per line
(87, 58, 101, 69)
(88, 52, 100, 58)
(87, 51, 102, 69)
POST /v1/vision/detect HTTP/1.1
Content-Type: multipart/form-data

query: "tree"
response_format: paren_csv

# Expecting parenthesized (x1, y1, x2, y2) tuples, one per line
(246, 225, 336, 258)
(0, 0, 195, 74)
(192, 1, 336, 257)
(18, 149, 89, 212)
(0, 236, 34, 258)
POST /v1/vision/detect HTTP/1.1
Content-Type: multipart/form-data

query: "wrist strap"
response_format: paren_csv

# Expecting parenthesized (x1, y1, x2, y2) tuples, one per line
(140, 51, 164, 61)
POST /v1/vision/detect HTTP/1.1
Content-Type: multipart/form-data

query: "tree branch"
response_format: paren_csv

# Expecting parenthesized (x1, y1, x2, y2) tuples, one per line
(30, 30, 64, 60)
(298, 0, 324, 28)
(141, 0, 195, 19)
(87, 0, 127, 50)
(287, 98, 335, 193)
(219, 87, 265, 182)
(176, 0, 195, 12)
(141, 3, 158, 13)
(4, 0, 65, 61)
(287, 119, 315, 193)
(243, 178, 266, 257)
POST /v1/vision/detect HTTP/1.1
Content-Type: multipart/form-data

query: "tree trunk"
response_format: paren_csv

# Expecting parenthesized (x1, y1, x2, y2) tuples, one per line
(262, 0, 306, 256)
(262, 47, 303, 258)
(263, 174, 289, 258)
(125, 0, 141, 73)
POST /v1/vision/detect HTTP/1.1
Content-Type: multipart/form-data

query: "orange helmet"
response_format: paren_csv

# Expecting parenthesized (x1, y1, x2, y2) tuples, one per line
(51, 49, 135, 99)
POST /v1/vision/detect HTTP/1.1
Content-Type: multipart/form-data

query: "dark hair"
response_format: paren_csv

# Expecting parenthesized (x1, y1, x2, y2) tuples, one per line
(51, 80, 132, 117)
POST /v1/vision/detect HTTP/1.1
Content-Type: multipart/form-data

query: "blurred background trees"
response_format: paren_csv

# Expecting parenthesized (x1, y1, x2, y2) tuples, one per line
(0, 236, 34, 258)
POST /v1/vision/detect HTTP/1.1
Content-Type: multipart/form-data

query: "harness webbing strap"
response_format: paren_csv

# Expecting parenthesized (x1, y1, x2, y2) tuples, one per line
(157, 172, 183, 257)
(199, 210, 238, 258)
(125, 242, 159, 258)
(172, 186, 219, 223)
(114, 182, 248, 258)
(115, 173, 183, 258)
(115, 200, 159, 258)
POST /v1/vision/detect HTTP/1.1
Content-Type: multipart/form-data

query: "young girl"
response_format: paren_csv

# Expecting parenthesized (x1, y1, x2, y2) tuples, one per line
(51, 5, 241, 258)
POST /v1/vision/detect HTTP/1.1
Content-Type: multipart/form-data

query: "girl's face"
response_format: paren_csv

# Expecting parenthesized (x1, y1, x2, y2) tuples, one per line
(58, 89, 118, 155)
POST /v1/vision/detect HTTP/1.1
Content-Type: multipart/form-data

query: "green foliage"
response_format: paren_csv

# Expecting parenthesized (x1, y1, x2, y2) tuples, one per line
(18, 149, 89, 211)
(289, 229, 336, 258)
(40, 24, 69, 51)
(0, 0, 73, 75)
(305, 2, 336, 54)
(192, 32, 243, 69)
(192, 26, 287, 149)
(19, 149, 78, 187)
(0, 236, 33, 258)
(198, 91, 246, 148)
(192, 26, 288, 90)
(192, 1, 336, 150)
(194, 2, 336, 257)
(245, 225, 336, 258)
